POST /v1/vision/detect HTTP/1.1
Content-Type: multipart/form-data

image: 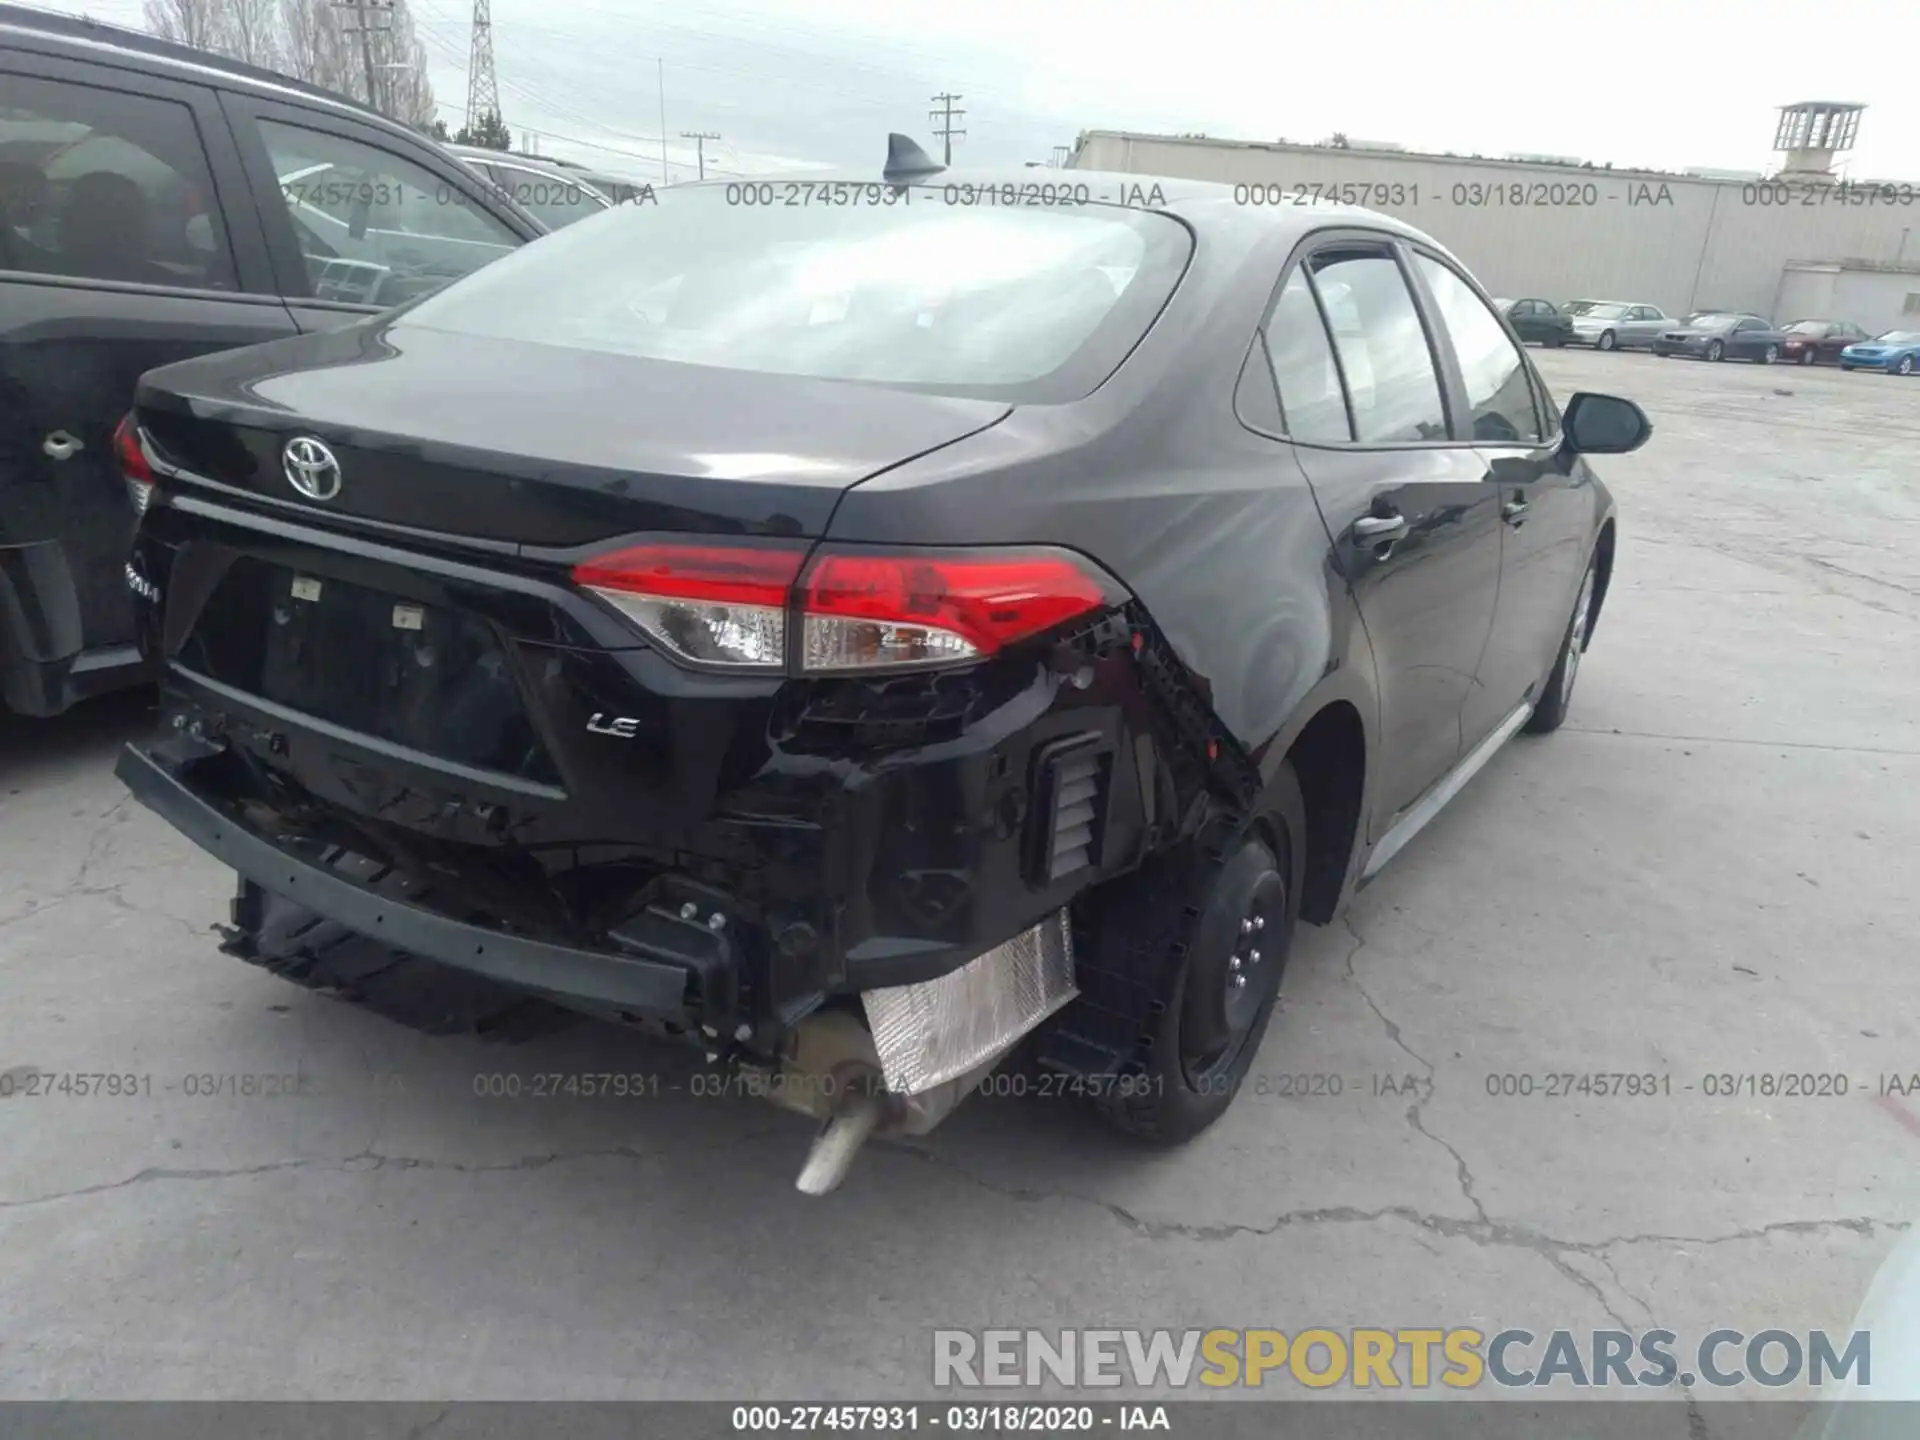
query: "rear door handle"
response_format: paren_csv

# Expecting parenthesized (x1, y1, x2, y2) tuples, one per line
(1352, 513, 1409, 543)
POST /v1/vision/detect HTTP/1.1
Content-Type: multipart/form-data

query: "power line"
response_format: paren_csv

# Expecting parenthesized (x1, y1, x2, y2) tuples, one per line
(929, 91, 965, 165)
(680, 130, 719, 181)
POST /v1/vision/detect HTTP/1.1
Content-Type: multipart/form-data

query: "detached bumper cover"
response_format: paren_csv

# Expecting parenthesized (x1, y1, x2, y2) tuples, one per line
(115, 742, 698, 1021)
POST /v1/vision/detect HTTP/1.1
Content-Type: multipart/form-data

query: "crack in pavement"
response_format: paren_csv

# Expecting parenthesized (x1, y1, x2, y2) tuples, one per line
(0, 796, 209, 938)
(892, 1142, 1903, 1254)
(0, 1127, 795, 1212)
(873, 914, 1915, 1355)
(1561, 727, 1920, 758)
(1339, 912, 1638, 1332)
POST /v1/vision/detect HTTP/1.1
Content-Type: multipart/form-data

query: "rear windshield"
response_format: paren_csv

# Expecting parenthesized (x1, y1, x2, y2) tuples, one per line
(397, 182, 1191, 401)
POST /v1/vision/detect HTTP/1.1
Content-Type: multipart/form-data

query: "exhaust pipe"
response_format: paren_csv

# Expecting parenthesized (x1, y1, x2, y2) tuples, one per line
(763, 912, 1080, 1195)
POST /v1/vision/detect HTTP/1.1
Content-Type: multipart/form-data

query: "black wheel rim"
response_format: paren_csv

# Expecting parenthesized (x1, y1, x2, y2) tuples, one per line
(1180, 870, 1287, 1087)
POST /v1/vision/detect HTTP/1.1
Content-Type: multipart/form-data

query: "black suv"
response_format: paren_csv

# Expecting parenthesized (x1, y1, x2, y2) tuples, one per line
(0, 5, 544, 717)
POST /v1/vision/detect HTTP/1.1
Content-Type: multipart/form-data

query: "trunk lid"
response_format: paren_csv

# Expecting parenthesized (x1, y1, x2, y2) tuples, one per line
(134, 321, 1012, 546)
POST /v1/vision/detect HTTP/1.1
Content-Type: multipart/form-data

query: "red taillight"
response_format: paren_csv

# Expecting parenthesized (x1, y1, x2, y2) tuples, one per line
(571, 543, 805, 670)
(572, 540, 1122, 674)
(113, 413, 154, 514)
(798, 547, 1115, 672)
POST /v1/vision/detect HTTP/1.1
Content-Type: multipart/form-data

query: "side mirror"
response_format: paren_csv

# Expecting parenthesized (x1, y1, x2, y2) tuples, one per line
(1563, 391, 1651, 455)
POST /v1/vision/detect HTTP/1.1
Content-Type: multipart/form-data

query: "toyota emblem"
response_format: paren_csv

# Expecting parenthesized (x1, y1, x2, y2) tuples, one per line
(282, 436, 342, 501)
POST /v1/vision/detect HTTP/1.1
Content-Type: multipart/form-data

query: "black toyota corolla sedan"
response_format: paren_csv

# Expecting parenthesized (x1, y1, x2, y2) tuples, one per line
(113, 138, 1648, 1191)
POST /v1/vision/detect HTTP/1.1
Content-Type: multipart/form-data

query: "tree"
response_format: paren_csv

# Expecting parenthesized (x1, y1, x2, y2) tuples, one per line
(143, 0, 225, 51)
(278, 0, 360, 100)
(1328, 132, 1351, 149)
(148, 0, 437, 125)
(146, 0, 278, 67)
(421, 118, 450, 141)
(225, 0, 280, 67)
(454, 111, 511, 151)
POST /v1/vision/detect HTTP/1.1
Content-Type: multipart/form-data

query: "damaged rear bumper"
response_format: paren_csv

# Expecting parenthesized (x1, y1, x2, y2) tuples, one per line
(116, 740, 705, 1023)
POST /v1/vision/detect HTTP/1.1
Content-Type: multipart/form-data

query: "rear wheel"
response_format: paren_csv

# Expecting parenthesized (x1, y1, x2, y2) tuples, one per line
(1762, 343, 1780, 364)
(1596, 330, 1617, 351)
(1801, 349, 1817, 365)
(1524, 557, 1598, 736)
(1898, 356, 1916, 376)
(1707, 339, 1725, 362)
(1095, 771, 1304, 1145)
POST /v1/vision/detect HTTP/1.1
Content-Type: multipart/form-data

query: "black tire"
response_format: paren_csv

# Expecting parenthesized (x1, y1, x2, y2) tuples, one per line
(220, 855, 578, 1042)
(1898, 356, 1916, 376)
(1094, 769, 1305, 1145)
(1841, 364, 1855, 372)
(1762, 343, 1780, 365)
(1524, 556, 1598, 736)
(1800, 349, 1816, 365)
(1707, 339, 1725, 361)
(1596, 330, 1617, 351)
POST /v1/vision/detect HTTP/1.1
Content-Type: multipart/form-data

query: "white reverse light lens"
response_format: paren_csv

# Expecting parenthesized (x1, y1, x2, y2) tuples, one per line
(801, 615, 979, 673)
(588, 590, 785, 669)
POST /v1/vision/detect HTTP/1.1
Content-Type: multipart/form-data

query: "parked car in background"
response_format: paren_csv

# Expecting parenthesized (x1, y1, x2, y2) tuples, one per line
(1839, 329, 1920, 374)
(1653, 313, 1784, 362)
(1564, 299, 1672, 351)
(1779, 318, 1871, 365)
(540, 155, 659, 207)
(114, 143, 1645, 1191)
(444, 143, 615, 229)
(0, 3, 542, 717)
(1495, 297, 1575, 347)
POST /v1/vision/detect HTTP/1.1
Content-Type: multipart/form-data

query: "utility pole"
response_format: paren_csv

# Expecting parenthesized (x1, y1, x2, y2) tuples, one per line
(335, 0, 394, 114)
(929, 92, 965, 166)
(657, 59, 670, 185)
(680, 131, 719, 181)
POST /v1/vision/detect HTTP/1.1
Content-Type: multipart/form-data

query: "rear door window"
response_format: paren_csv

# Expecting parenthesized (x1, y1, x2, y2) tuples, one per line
(0, 72, 235, 291)
(1262, 267, 1351, 443)
(1304, 246, 1448, 443)
(247, 118, 521, 306)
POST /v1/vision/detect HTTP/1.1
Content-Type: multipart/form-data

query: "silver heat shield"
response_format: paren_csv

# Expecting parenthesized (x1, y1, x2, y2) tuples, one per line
(861, 911, 1078, 1096)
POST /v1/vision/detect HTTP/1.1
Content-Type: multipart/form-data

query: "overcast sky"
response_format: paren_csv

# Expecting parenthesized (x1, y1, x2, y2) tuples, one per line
(56, 0, 1920, 184)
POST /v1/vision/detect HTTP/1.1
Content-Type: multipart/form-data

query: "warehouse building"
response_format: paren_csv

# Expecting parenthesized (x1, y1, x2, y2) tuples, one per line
(1069, 104, 1920, 331)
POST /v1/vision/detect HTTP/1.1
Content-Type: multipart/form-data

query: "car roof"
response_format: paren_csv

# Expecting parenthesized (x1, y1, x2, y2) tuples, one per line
(0, 2, 399, 129)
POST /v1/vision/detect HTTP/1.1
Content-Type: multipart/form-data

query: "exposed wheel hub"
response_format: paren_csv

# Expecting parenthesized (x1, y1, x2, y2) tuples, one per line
(1179, 856, 1287, 1085)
